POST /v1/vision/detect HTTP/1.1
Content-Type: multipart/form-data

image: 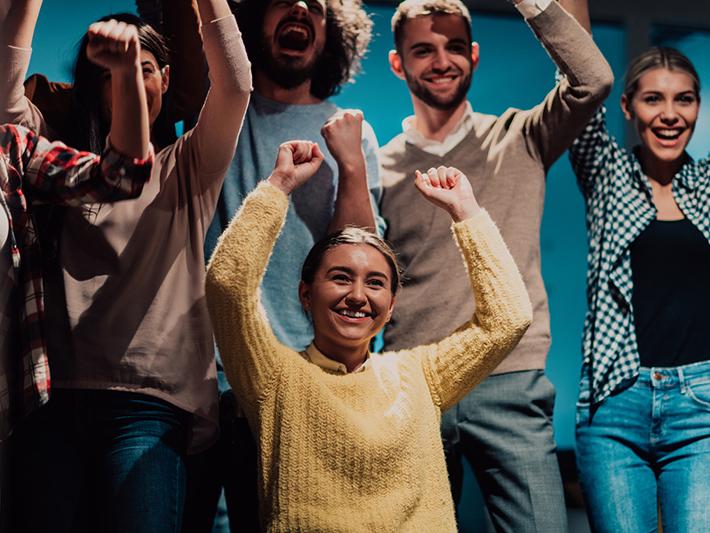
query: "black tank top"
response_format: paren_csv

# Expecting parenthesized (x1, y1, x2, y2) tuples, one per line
(631, 218, 710, 367)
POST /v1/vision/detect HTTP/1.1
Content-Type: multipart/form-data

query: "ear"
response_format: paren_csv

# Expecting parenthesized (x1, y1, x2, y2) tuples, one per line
(389, 49, 406, 81)
(386, 295, 396, 323)
(621, 94, 633, 120)
(161, 64, 171, 94)
(470, 41, 480, 72)
(298, 280, 311, 312)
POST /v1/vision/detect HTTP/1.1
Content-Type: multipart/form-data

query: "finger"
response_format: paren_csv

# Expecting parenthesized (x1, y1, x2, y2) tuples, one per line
(436, 166, 449, 188)
(427, 167, 441, 188)
(275, 142, 295, 169)
(445, 167, 459, 189)
(310, 143, 325, 163)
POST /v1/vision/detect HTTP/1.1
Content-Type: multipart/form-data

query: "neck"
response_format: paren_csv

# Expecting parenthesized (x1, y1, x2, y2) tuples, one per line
(639, 146, 686, 186)
(313, 338, 369, 373)
(254, 70, 321, 105)
(410, 97, 468, 143)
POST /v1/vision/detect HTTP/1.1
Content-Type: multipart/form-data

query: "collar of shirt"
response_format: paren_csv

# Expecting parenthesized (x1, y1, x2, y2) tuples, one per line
(302, 343, 370, 374)
(402, 102, 476, 157)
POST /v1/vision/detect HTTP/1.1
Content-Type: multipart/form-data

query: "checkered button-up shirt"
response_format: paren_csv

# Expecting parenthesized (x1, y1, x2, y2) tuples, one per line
(569, 107, 710, 405)
(0, 124, 152, 438)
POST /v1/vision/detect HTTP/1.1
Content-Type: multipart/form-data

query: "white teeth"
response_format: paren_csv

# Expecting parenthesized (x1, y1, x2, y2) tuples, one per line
(430, 77, 455, 84)
(654, 128, 682, 140)
(338, 309, 367, 318)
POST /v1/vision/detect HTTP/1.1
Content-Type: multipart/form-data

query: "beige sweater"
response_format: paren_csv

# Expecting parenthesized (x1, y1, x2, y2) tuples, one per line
(206, 181, 532, 532)
(380, 1, 613, 373)
(0, 15, 252, 451)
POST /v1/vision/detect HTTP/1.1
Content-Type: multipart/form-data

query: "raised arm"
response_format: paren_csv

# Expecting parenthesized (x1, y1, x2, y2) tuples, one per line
(517, 0, 613, 169)
(205, 141, 324, 408)
(322, 110, 378, 233)
(85, 20, 151, 160)
(0, 0, 46, 131)
(404, 166, 532, 412)
(187, 0, 251, 179)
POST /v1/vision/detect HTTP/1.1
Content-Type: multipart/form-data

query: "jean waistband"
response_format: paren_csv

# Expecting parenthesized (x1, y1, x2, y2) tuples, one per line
(638, 360, 710, 390)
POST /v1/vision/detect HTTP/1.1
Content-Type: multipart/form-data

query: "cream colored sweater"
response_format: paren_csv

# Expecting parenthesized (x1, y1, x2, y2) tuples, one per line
(206, 181, 532, 532)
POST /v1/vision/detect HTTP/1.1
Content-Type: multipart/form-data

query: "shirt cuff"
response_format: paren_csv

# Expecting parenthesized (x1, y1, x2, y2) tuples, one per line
(514, 0, 553, 19)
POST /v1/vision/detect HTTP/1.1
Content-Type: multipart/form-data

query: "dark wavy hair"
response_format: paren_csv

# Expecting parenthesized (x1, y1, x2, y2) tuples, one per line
(70, 12, 174, 153)
(301, 227, 402, 295)
(232, 0, 372, 99)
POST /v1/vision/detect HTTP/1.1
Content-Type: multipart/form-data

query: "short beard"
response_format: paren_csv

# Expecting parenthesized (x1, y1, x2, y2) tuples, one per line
(257, 34, 321, 90)
(404, 69, 472, 111)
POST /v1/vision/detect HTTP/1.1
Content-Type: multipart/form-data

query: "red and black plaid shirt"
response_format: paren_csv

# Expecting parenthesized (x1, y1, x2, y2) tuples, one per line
(0, 124, 152, 438)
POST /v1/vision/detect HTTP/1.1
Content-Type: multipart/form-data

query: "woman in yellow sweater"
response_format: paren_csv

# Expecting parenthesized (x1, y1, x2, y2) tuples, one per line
(205, 140, 533, 532)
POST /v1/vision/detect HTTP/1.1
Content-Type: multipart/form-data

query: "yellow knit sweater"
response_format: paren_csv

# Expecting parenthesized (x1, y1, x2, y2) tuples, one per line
(206, 182, 532, 532)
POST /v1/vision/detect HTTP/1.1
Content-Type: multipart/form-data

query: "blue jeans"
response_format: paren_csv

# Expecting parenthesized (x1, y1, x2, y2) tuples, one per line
(576, 361, 710, 533)
(9, 389, 189, 533)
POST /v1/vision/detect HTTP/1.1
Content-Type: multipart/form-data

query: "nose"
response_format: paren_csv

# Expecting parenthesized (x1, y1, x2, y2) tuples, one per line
(431, 48, 451, 71)
(660, 102, 679, 124)
(290, 1, 309, 17)
(345, 281, 367, 307)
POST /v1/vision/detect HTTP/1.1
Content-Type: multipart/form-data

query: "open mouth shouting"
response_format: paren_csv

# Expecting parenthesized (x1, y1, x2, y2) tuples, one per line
(276, 20, 313, 53)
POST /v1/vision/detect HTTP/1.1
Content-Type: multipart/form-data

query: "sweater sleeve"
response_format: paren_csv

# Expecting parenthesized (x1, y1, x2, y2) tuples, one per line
(521, 1, 614, 170)
(184, 15, 252, 184)
(407, 209, 533, 412)
(205, 181, 293, 410)
(0, 45, 51, 137)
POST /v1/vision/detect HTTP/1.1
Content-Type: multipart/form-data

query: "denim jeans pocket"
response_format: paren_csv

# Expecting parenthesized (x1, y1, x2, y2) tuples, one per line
(686, 377, 710, 410)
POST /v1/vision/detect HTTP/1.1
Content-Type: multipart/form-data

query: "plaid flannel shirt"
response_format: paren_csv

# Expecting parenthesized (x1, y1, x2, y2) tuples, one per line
(569, 107, 710, 405)
(0, 124, 152, 438)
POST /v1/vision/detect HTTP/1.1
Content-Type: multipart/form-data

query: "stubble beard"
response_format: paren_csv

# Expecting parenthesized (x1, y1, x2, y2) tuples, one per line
(405, 69, 472, 111)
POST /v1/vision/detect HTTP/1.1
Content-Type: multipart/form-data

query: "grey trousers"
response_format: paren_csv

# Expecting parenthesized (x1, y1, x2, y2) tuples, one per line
(442, 369, 568, 533)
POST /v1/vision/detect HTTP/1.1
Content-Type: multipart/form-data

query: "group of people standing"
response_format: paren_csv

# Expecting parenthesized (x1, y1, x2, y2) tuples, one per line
(0, 0, 707, 532)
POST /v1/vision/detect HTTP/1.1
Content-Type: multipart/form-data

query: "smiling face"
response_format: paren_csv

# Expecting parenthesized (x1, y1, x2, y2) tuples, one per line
(299, 243, 396, 358)
(622, 67, 699, 170)
(259, 0, 327, 89)
(390, 13, 477, 111)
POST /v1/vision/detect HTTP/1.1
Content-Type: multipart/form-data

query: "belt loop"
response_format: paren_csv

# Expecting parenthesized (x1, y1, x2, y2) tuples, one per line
(678, 367, 687, 395)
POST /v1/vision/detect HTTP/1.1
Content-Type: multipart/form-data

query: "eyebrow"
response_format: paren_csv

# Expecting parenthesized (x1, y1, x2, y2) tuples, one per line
(326, 266, 390, 279)
(410, 37, 467, 50)
(141, 60, 156, 68)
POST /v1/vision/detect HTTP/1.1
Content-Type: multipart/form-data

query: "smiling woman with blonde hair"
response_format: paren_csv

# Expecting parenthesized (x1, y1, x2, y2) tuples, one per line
(206, 139, 532, 531)
(569, 42, 710, 533)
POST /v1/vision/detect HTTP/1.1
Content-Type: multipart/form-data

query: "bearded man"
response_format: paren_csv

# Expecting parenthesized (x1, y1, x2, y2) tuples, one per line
(187, 1, 383, 531)
(379, 0, 613, 531)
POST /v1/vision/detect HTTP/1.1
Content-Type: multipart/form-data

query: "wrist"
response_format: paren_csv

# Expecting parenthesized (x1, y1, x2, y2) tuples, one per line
(267, 173, 293, 196)
(451, 203, 481, 223)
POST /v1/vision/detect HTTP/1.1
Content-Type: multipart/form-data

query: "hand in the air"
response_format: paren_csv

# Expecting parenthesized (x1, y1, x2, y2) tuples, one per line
(86, 19, 141, 72)
(267, 141, 325, 195)
(321, 110, 365, 169)
(414, 166, 480, 222)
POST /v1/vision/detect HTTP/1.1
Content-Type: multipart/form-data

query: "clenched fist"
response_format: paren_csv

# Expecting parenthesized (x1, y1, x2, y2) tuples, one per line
(414, 166, 480, 222)
(320, 110, 365, 170)
(267, 141, 325, 195)
(86, 19, 140, 72)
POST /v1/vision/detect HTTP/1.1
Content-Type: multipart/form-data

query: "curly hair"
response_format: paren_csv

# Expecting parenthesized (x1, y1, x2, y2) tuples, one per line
(232, 0, 372, 99)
